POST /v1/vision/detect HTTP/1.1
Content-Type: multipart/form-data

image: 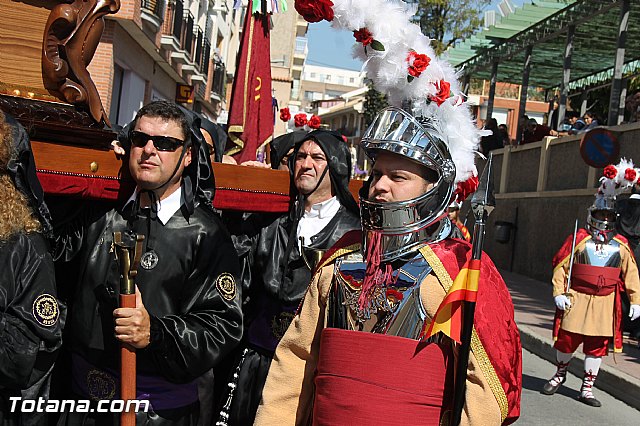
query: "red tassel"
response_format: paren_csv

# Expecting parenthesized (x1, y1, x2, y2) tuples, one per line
(358, 230, 394, 311)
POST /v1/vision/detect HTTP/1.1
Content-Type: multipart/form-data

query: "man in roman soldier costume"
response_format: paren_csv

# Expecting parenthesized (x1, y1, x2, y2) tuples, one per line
(543, 160, 640, 407)
(216, 130, 360, 426)
(254, 105, 522, 425)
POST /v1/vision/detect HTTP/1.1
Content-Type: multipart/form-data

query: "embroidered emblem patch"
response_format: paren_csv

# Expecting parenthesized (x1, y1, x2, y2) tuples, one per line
(32, 294, 59, 327)
(140, 251, 159, 270)
(215, 273, 237, 301)
(271, 312, 295, 340)
(87, 369, 116, 401)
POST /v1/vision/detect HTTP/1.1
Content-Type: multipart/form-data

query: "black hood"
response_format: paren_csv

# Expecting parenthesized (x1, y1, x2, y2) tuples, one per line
(3, 113, 53, 238)
(289, 129, 359, 216)
(116, 105, 215, 215)
(270, 130, 308, 169)
(617, 196, 640, 239)
(198, 114, 227, 163)
(177, 107, 215, 214)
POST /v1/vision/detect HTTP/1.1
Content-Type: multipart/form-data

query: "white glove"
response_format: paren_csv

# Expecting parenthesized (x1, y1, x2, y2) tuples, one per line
(554, 295, 572, 310)
(630, 304, 640, 321)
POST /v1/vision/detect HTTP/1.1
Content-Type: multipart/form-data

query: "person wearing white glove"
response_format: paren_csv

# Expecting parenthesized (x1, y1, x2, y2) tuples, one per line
(554, 294, 571, 310)
(543, 199, 640, 409)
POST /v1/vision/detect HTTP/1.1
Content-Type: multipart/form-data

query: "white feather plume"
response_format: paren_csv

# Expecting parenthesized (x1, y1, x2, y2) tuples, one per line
(327, 0, 482, 183)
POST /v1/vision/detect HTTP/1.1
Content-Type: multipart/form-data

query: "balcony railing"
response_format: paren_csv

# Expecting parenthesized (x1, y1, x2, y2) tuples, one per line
(212, 60, 226, 98)
(200, 39, 211, 76)
(183, 12, 195, 59)
(141, 0, 166, 19)
(162, 0, 184, 41)
(192, 27, 210, 76)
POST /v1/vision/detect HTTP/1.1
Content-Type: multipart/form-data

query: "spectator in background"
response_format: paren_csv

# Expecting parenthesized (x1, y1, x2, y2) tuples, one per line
(523, 118, 556, 144)
(567, 111, 586, 135)
(580, 112, 600, 134)
(518, 114, 529, 144)
(498, 124, 510, 146)
(549, 100, 560, 131)
(480, 117, 502, 154)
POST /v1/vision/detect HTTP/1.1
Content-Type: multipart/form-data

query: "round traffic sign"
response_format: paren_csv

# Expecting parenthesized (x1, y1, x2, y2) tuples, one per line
(580, 128, 619, 168)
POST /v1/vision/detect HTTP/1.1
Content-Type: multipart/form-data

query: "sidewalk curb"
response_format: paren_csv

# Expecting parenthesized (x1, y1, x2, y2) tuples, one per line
(518, 324, 640, 410)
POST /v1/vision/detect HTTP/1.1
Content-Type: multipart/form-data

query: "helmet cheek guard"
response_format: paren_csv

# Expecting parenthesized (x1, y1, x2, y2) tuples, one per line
(359, 107, 456, 261)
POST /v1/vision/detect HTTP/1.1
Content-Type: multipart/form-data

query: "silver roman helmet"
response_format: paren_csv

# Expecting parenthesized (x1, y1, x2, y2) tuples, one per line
(588, 159, 640, 243)
(359, 107, 457, 261)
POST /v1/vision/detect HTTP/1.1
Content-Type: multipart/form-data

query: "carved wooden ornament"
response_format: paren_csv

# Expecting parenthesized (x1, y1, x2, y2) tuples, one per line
(42, 0, 121, 126)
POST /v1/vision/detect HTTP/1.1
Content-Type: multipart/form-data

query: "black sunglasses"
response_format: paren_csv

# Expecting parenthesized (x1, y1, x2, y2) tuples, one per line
(130, 130, 185, 152)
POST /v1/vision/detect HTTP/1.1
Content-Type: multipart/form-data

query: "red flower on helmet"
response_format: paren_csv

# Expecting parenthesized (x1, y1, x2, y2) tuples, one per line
(603, 165, 617, 179)
(625, 168, 637, 182)
(294, 113, 308, 128)
(353, 28, 374, 46)
(407, 50, 431, 78)
(294, 0, 334, 23)
(454, 175, 479, 203)
(308, 115, 321, 129)
(279, 107, 291, 122)
(431, 80, 451, 106)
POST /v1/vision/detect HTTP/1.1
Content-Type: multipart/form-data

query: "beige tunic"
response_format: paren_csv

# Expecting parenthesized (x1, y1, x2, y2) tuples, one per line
(254, 262, 503, 426)
(552, 237, 640, 337)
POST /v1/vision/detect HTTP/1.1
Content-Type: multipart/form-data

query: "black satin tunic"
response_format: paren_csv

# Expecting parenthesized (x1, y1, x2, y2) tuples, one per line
(53, 201, 242, 424)
(0, 232, 64, 426)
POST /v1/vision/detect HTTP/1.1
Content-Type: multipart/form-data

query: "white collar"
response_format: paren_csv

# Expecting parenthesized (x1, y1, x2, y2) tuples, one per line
(124, 187, 183, 225)
(303, 196, 340, 219)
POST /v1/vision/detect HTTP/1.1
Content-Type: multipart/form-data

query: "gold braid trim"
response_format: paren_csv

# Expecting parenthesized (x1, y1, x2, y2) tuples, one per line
(419, 245, 509, 423)
(316, 244, 361, 271)
(552, 236, 591, 274)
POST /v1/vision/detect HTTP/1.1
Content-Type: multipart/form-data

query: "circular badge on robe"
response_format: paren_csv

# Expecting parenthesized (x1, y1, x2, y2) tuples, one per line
(87, 369, 116, 401)
(32, 294, 59, 327)
(215, 273, 237, 301)
(140, 251, 159, 270)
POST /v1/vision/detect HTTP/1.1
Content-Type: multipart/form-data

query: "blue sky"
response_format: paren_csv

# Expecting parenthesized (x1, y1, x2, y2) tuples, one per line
(306, 0, 526, 71)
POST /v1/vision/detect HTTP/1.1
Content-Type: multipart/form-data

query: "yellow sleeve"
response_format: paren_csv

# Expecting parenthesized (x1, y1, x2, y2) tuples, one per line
(620, 244, 640, 305)
(552, 262, 568, 297)
(254, 265, 333, 426)
(461, 351, 502, 425)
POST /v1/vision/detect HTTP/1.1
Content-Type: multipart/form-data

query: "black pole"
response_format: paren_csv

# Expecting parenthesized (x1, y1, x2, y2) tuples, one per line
(462, 73, 471, 95)
(486, 59, 499, 122)
(558, 25, 575, 131)
(608, 0, 629, 126)
(515, 45, 533, 146)
(451, 221, 484, 426)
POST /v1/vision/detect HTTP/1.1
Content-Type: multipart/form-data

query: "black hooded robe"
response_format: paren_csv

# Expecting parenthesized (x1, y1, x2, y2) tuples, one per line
(0, 113, 65, 426)
(216, 130, 360, 426)
(52, 104, 243, 425)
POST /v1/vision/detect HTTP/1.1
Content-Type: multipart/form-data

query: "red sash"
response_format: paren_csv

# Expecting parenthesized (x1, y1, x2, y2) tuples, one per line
(553, 263, 624, 351)
(570, 263, 619, 296)
(313, 328, 453, 426)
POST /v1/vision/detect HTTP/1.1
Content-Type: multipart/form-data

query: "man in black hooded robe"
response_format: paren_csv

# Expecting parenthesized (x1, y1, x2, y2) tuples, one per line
(53, 101, 242, 425)
(216, 130, 360, 426)
(616, 188, 640, 341)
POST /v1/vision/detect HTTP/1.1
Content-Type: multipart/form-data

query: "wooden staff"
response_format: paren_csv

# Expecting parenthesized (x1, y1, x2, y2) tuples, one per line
(113, 232, 144, 426)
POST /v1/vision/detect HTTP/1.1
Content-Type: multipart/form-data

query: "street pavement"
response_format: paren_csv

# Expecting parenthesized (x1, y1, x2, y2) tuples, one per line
(501, 269, 640, 412)
(519, 348, 639, 425)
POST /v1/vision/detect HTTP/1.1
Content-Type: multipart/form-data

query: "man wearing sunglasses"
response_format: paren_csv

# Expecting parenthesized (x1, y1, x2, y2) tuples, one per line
(53, 101, 242, 425)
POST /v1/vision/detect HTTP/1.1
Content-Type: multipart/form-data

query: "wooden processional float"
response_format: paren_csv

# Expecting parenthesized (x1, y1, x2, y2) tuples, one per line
(0, 0, 361, 213)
